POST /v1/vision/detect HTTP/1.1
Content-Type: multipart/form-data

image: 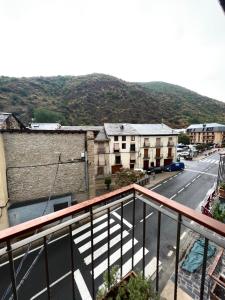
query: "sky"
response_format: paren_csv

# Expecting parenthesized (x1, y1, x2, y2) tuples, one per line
(0, 0, 225, 102)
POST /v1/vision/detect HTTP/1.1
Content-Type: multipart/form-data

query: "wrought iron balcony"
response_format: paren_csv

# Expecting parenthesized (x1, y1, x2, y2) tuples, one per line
(167, 142, 174, 147)
(0, 184, 225, 300)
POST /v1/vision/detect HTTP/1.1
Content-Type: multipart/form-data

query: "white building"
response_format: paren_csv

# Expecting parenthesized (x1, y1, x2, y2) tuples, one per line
(95, 123, 178, 176)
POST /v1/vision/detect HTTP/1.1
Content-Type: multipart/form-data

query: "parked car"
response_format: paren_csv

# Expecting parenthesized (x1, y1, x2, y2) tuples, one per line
(164, 162, 185, 172)
(146, 166, 163, 174)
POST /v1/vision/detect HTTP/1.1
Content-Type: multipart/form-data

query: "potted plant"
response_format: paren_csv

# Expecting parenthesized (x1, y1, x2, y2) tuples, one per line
(219, 182, 225, 199)
(97, 266, 160, 300)
(212, 201, 225, 223)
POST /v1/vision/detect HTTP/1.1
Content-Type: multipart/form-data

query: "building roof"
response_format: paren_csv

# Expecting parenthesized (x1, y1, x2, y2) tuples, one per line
(95, 127, 109, 141)
(30, 123, 61, 130)
(186, 123, 225, 132)
(61, 126, 102, 132)
(104, 123, 177, 136)
(0, 112, 26, 129)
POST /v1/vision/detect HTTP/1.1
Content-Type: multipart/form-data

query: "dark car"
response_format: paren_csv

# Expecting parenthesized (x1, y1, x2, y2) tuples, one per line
(164, 162, 185, 172)
(146, 166, 163, 174)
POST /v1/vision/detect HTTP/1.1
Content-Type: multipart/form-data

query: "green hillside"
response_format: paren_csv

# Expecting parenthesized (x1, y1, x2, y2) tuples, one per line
(0, 74, 225, 127)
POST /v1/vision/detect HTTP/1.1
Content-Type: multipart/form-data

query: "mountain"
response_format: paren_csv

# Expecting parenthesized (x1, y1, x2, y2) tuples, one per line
(0, 73, 225, 128)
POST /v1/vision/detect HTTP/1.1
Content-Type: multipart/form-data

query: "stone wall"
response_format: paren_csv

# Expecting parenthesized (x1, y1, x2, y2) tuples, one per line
(3, 132, 89, 203)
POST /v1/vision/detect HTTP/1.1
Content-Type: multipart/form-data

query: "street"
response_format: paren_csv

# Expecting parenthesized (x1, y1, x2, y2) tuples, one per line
(0, 153, 219, 300)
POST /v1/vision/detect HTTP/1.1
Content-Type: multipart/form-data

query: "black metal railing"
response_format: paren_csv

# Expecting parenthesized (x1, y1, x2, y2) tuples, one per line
(0, 184, 225, 300)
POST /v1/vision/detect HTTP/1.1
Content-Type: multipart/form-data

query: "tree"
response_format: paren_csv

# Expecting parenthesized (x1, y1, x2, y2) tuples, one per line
(114, 169, 144, 189)
(33, 108, 66, 124)
(178, 133, 190, 145)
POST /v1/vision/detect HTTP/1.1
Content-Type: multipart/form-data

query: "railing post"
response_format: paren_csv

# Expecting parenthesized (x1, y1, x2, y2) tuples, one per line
(142, 202, 146, 278)
(120, 202, 123, 279)
(200, 238, 209, 300)
(132, 189, 136, 269)
(174, 213, 181, 300)
(69, 225, 76, 300)
(90, 206, 95, 299)
(107, 207, 111, 290)
(43, 236, 51, 300)
(156, 211, 161, 292)
(6, 240, 18, 300)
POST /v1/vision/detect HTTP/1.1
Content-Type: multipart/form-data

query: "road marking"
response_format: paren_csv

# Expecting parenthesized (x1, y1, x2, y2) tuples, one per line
(192, 178, 196, 182)
(84, 230, 129, 265)
(197, 175, 201, 178)
(177, 188, 184, 193)
(168, 177, 173, 181)
(72, 214, 107, 236)
(74, 219, 114, 244)
(78, 224, 120, 253)
(112, 211, 133, 229)
(74, 269, 92, 300)
(180, 232, 187, 240)
(163, 180, 168, 183)
(140, 212, 153, 223)
(173, 174, 178, 177)
(170, 194, 177, 199)
(93, 238, 138, 279)
(31, 271, 72, 299)
(151, 184, 162, 190)
(185, 169, 217, 177)
(167, 250, 173, 257)
(0, 233, 68, 267)
(144, 257, 162, 277)
(185, 182, 191, 188)
(121, 247, 149, 277)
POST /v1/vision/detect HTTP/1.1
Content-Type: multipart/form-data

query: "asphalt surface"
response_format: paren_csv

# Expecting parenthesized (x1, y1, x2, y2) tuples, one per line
(0, 153, 220, 300)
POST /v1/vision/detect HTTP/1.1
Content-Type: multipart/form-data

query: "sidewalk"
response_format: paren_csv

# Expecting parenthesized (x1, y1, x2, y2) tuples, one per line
(145, 171, 179, 190)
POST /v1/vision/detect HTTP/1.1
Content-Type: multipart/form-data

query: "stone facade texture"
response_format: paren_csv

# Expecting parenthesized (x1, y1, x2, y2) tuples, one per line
(3, 132, 88, 203)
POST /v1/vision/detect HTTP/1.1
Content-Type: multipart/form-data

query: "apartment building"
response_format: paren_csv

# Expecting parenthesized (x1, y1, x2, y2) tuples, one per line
(186, 123, 225, 145)
(95, 123, 178, 175)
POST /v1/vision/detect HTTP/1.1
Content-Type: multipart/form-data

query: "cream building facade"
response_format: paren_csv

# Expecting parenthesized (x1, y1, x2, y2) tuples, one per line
(95, 123, 178, 176)
(186, 123, 225, 145)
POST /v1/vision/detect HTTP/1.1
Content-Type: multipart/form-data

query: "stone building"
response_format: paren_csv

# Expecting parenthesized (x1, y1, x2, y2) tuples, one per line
(94, 123, 178, 177)
(186, 123, 225, 145)
(0, 121, 98, 229)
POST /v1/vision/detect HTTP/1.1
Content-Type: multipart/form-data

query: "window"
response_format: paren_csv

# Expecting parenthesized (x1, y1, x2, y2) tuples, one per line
(114, 136, 118, 141)
(97, 166, 104, 175)
(114, 143, 120, 152)
(130, 144, 135, 152)
(144, 138, 149, 146)
(54, 202, 68, 212)
(122, 143, 126, 149)
(115, 155, 121, 164)
(131, 136, 135, 141)
(122, 136, 126, 141)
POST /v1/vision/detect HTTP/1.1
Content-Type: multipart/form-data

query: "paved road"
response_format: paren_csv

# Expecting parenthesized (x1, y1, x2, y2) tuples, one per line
(0, 153, 219, 300)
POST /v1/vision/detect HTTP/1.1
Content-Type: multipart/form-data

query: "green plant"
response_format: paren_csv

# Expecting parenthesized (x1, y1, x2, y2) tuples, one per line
(114, 169, 144, 189)
(104, 177, 112, 190)
(97, 266, 159, 300)
(212, 202, 225, 223)
(219, 182, 225, 190)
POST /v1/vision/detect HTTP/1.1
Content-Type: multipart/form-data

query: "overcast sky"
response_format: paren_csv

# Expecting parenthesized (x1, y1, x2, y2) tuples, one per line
(0, 0, 225, 101)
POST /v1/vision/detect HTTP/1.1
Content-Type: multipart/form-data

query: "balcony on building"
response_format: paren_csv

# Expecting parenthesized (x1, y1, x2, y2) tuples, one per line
(155, 155, 163, 159)
(167, 154, 174, 159)
(155, 142, 163, 148)
(0, 184, 224, 300)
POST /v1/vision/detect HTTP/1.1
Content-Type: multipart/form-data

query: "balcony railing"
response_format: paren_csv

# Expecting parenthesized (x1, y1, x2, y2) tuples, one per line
(167, 154, 174, 159)
(0, 185, 225, 300)
(155, 155, 163, 159)
(143, 142, 150, 147)
(155, 142, 163, 148)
